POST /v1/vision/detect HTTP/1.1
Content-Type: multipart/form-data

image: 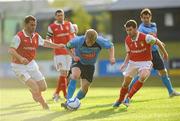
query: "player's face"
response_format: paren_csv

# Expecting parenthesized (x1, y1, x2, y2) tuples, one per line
(86, 39, 96, 47)
(141, 14, 152, 25)
(125, 26, 137, 37)
(25, 20, 36, 34)
(55, 12, 64, 22)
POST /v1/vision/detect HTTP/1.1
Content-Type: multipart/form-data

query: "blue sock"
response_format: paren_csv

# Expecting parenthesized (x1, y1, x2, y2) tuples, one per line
(76, 89, 86, 100)
(161, 75, 173, 94)
(66, 79, 77, 99)
(129, 76, 139, 91)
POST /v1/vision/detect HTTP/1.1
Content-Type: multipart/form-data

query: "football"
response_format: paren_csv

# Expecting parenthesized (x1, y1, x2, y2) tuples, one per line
(66, 97, 81, 110)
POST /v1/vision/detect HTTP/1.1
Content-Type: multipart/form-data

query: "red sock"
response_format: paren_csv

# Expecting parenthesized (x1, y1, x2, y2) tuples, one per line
(128, 80, 143, 99)
(118, 87, 128, 102)
(55, 76, 63, 94)
(59, 76, 67, 98)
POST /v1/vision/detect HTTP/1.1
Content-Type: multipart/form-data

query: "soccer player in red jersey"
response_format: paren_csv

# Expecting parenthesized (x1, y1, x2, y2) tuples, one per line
(9, 15, 64, 109)
(128, 8, 180, 97)
(46, 9, 76, 102)
(113, 20, 168, 107)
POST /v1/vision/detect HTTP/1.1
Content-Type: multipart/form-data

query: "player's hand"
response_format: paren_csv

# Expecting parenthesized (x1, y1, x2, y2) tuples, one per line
(20, 57, 29, 65)
(109, 57, 115, 65)
(119, 63, 127, 72)
(58, 44, 65, 48)
(73, 56, 80, 62)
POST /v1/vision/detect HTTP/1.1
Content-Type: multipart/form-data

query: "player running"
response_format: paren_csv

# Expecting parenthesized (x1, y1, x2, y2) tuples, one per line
(9, 15, 64, 109)
(61, 29, 115, 109)
(113, 20, 169, 107)
(128, 8, 180, 98)
(46, 9, 76, 102)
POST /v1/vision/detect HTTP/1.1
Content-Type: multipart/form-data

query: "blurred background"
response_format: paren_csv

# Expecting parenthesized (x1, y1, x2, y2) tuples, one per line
(0, 0, 180, 88)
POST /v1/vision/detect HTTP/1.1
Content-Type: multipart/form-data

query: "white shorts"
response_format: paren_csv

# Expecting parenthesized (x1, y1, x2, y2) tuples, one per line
(54, 55, 72, 71)
(123, 60, 153, 78)
(11, 60, 45, 82)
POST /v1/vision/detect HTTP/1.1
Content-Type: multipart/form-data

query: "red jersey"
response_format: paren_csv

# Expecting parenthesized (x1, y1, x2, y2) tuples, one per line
(12, 31, 39, 64)
(48, 21, 72, 55)
(125, 32, 152, 61)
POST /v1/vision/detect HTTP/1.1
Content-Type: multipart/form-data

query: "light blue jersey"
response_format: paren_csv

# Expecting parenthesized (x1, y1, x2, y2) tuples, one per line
(138, 22, 158, 51)
(66, 36, 113, 65)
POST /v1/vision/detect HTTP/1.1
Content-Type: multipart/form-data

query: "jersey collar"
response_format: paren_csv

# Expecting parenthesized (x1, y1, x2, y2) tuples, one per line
(131, 31, 139, 42)
(22, 29, 36, 38)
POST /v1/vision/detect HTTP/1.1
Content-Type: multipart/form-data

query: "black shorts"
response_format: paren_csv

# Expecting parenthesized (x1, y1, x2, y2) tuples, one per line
(152, 50, 165, 70)
(71, 62, 95, 83)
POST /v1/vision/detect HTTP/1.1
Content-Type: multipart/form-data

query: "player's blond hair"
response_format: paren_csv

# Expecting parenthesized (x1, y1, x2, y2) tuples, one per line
(85, 29, 98, 42)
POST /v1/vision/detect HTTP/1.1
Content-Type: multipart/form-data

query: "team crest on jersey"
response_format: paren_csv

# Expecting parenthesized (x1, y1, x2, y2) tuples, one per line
(66, 26, 69, 30)
(24, 39, 28, 43)
(55, 28, 58, 31)
(140, 41, 144, 47)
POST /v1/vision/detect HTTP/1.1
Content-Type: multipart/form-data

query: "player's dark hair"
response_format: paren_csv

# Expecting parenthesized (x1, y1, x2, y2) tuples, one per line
(140, 8, 152, 16)
(24, 15, 36, 24)
(55, 9, 64, 15)
(124, 20, 137, 29)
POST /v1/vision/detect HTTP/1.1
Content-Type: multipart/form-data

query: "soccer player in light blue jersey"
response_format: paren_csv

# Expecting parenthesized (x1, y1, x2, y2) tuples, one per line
(61, 29, 115, 109)
(128, 8, 180, 99)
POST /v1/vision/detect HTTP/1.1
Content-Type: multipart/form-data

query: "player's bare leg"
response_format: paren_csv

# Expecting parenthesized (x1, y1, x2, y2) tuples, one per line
(26, 79, 49, 110)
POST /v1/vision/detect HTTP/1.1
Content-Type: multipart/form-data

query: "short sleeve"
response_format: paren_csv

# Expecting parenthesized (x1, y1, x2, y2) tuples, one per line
(10, 35, 21, 49)
(66, 37, 78, 49)
(38, 35, 45, 46)
(98, 37, 113, 49)
(145, 34, 156, 45)
(46, 26, 53, 38)
(69, 22, 75, 33)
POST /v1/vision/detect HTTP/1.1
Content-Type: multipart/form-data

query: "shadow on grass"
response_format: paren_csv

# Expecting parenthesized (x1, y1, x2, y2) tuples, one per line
(130, 97, 167, 104)
(66, 106, 128, 121)
(23, 110, 72, 121)
(0, 102, 39, 116)
(0, 102, 38, 111)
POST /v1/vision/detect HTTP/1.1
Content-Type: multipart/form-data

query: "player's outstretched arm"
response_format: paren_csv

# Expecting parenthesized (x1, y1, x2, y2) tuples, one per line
(156, 39, 168, 60)
(43, 40, 65, 49)
(108, 46, 115, 64)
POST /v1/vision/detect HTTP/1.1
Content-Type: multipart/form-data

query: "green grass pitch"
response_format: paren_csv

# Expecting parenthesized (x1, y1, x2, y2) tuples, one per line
(0, 77, 180, 121)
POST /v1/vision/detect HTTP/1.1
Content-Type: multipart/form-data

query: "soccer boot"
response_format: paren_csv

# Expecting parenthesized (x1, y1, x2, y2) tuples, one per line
(61, 101, 68, 110)
(123, 97, 130, 107)
(169, 90, 180, 97)
(52, 94, 60, 102)
(112, 101, 121, 107)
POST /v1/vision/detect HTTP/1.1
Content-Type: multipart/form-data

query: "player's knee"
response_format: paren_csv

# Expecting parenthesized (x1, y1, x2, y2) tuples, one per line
(39, 84, 47, 92)
(122, 76, 132, 87)
(60, 72, 68, 77)
(40, 86, 47, 92)
(139, 70, 150, 82)
(71, 74, 79, 80)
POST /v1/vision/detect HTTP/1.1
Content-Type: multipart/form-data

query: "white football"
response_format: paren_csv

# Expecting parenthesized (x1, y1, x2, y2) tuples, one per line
(66, 97, 81, 110)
